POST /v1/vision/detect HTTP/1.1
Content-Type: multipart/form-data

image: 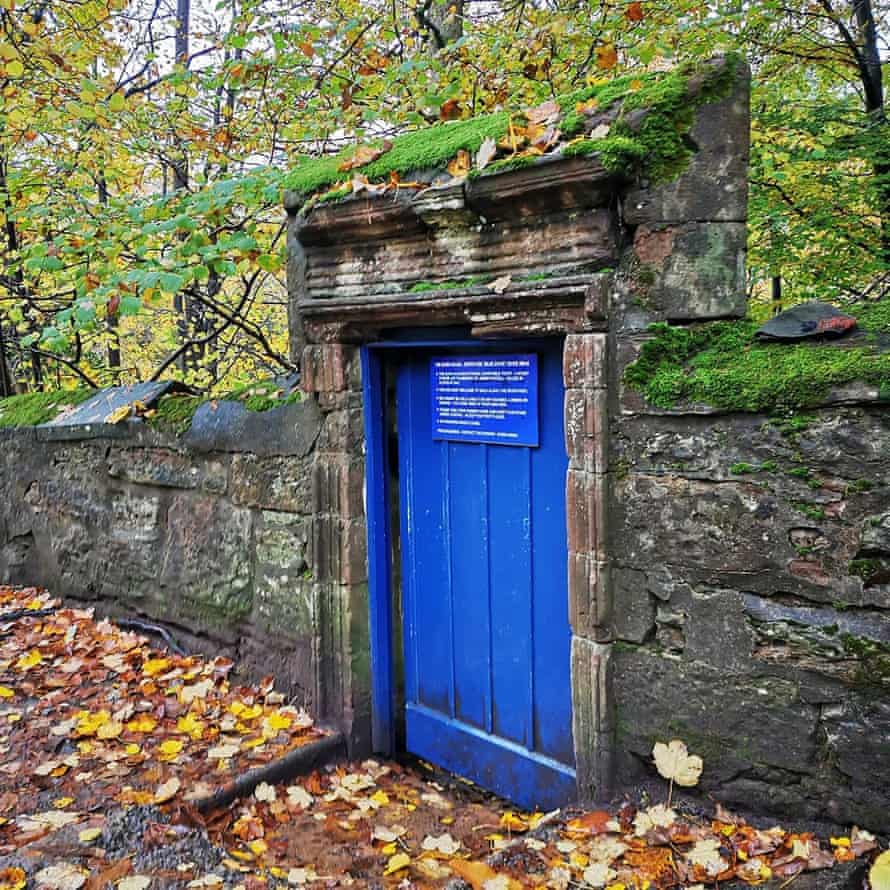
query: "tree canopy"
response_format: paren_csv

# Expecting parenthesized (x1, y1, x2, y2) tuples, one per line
(0, 0, 887, 394)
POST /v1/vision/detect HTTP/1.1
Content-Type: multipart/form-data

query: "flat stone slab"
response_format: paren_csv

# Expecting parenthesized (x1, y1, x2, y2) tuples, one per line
(40, 381, 186, 427)
(184, 397, 321, 457)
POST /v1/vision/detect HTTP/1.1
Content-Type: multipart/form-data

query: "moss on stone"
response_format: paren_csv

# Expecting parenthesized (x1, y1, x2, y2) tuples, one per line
(0, 388, 94, 428)
(148, 394, 204, 434)
(792, 501, 827, 522)
(408, 275, 492, 293)
(730, 461, 776, 475)
(284, 55, 742, 205)
(150, 382, 302, 434)
(223, 381, 303, 412)
(841, 633, 890, 687)
(624, 300, 890, 412)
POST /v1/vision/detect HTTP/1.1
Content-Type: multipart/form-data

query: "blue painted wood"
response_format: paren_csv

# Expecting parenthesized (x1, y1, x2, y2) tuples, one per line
(407, 704, 577, 811)
(397, 339, 575, 808)
(361, 347, 395, 755)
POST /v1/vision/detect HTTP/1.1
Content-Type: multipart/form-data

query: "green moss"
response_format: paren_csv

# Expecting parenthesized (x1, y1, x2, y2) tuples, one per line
(841, 633, 890, 687)
(849, 558, 885, 581)
(149, 381, 302, 434)
(792, 501, 827, 522)
(223, 380, 303, 412)
(847, 479, 874, 494)
(730, 461, 776, 475)
(408, 275, 492, 293)
(624, 301, 890, 412)
(148, 394, 203, 434)
(788, 466, 813, 479)
(0, 388, 94, 427)
(284, 55, 742, 205)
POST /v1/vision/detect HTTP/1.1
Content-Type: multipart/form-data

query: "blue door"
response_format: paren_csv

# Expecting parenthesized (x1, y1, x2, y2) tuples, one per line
(396, 340, 575, 809)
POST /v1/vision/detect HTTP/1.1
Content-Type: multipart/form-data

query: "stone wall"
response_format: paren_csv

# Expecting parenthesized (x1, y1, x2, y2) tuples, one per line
(0, 399, 360, 739)
(607, 401, 890, 831)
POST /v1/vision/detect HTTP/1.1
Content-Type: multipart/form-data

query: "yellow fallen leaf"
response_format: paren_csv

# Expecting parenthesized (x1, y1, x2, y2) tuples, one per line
(370, 790, 389, 805)
(263, 712, 292, 734)
(383, 853, 411, 876)
(79, 827, 103, 843)
(52, 797, 74, 809)
(154, 777, 181, 803)
(0, 686, 14, 698)
(142, 657, 171, 677)
(177, 713, 205, 740)
(125, 744, 141, 756)
(126, 716, 157, 733)
(76, 710, 110, 737)
(97, 720, 123, 740)
(248, 839, 268, 857)
(868, 850, 890, 890)
(15, 650, 42, 670)
(104, 405, 132, 424)
(158, 739, 184, 760)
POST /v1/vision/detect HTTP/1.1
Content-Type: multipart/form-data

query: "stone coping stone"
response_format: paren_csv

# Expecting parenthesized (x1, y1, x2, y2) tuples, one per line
(184, 397, 321, 457)
(40, 381, 190, 428)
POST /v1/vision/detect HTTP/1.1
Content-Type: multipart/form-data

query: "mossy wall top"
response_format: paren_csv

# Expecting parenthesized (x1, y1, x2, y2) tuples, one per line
(283, 55, 742, 210)
(625, 300, 890, 413)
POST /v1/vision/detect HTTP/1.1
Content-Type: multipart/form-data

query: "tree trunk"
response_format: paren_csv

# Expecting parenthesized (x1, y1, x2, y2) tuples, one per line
(851, 0, 889, 265)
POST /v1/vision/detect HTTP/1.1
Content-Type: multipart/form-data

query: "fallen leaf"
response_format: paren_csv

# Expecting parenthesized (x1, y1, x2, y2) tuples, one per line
(488, 274, 512, 294)
(447, 150, 471, 178)
(117, 879, 151, 890)
(633, 804, 676, 836)
(871, 850, 890, 890)
(626, 1, 644, 21)
(154, 777, 181, 804)
(581, 863, 617, 887)
(421, 832, 461, 855)
(526, 99, 560, 125)
(104, 405, 132, 425)
(653, 739, 703, 787)
(254, 782, 277, 803)
(33, 864, 87, 890)
(476, 137, 498, 171)
(686, 838, 729, 877)
(338, 142, 392, 172)
(382, 852, 410, 876)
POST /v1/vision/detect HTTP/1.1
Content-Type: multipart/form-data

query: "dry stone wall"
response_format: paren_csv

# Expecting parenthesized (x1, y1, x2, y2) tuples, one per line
(0, 400, 344, 727)
(608, 403, 890, 831)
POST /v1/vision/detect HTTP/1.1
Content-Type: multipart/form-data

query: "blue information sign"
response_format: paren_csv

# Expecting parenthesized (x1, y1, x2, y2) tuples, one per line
(431, 354, 539, 447)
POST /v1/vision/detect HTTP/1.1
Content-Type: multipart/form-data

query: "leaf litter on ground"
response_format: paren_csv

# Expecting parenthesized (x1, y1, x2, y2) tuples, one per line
(0, 585, 886, 888)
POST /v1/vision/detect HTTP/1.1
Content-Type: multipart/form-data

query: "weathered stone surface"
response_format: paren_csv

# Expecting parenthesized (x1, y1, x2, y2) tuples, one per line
(229, 453, 312, 512)
(159, 494, 253, 633)
(107, 446, 228, 493)
(622, 64, 750, 226)
(185, 398, 321, 457)
(631, 221, 748, 321)
(572, 637, 613, 800)
(613, 647, 819, 782)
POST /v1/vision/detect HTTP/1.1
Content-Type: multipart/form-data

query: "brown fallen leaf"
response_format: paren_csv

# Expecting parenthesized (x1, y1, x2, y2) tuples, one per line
(447, 150, 471, 178)
(338, 141, 392, 172)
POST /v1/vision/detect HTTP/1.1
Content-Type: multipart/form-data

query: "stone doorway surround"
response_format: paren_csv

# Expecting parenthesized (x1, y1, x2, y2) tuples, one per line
(284, 56, 750, 801)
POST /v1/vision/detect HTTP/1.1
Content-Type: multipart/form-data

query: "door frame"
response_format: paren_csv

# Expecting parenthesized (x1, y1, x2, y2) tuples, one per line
(361, 335, 488, 756)
(361, 332, 572, 763)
